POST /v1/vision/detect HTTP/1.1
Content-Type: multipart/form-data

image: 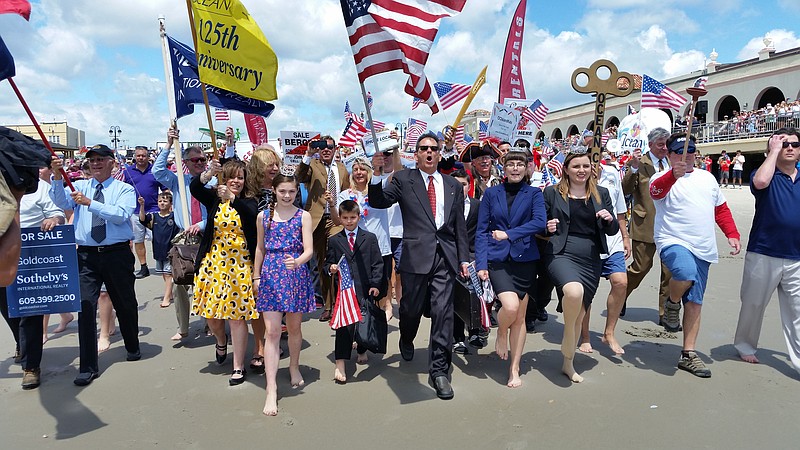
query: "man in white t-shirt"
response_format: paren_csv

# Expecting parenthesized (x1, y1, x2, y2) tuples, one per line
(649, 133, 741, 378)
(731, 150, 745, 189)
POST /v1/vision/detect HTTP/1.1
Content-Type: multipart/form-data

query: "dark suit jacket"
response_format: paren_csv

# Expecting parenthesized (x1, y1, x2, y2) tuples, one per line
(368, 169, 468, 275)
(465, 197, 480, 259)
(295, 158, 350, 231)
(190, 176, 259, 272)
(541, 185, 619, 256)
(475, 183, 547, 270)
(324, 228, 384, 302)
(622, 155, 659, 243)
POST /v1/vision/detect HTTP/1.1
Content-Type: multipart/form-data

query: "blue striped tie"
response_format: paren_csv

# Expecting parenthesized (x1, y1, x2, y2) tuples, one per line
(90, 184, 106, 243)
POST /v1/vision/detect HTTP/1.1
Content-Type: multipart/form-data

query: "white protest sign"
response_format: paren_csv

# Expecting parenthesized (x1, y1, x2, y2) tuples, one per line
(360, 130, 399, 157)
(487, 102, 520, 142)
(342, 148, 367, 172)
(280, 130, 320, 166)
(399, 151, 417, 169)
(503, 98, 537, 142)
(616, 108, 672, 155)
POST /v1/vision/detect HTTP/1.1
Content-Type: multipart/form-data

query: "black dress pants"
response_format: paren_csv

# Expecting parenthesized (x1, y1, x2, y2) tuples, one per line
(0, 288, 43, 370)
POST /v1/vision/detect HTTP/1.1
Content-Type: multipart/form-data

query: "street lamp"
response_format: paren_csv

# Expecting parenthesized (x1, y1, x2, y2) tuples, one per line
(395, 122, 407, 150)
(109, 126, 122, 150)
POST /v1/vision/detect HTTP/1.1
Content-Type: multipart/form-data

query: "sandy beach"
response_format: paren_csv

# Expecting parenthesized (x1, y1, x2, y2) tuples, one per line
(2, 186, 798, 449)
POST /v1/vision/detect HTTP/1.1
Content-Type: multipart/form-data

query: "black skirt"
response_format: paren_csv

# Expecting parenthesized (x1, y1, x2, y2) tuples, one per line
(488, 260, 537, 299)
(544, 234, 602, 309)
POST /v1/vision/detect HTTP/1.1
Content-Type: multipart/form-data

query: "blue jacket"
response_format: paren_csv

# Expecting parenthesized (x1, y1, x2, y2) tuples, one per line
(475, 183, 546, 270)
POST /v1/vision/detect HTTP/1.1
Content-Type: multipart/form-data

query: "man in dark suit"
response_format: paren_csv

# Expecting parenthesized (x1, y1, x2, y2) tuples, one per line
(296, 136, 350, 322)
(621, 127, 673, 326)
(369, 132, 469, 400)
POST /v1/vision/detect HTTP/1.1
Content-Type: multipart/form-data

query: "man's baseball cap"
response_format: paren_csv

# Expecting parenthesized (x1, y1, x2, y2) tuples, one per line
(667, 136, 696, 153)
(86, 144, 115, 158)
(582, 129, 594, 138)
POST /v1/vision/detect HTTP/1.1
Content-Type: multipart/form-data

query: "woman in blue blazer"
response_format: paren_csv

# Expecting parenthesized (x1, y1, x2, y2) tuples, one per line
(475, 151, 546, 388)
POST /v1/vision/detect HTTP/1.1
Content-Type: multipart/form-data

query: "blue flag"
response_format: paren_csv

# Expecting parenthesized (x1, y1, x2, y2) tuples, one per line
(167, 35, 274, 119)
(0, 35, 16, 81)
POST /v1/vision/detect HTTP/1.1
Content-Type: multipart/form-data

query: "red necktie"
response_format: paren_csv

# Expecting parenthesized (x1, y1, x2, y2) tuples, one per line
(348, 232, 355, 251)
(191, 196, 202, 225)
(427, 175, 436, 219)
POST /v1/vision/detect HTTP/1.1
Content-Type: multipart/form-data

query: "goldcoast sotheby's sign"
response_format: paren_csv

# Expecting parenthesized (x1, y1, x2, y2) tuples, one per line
(189, 0, 279, 101)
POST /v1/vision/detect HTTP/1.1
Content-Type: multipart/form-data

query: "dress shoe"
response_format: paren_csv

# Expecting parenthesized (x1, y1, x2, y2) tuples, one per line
(22, 368, 41, 390)
(319, 310, 332, 322)
(229, 369, 247, 386)
(126, 350, 142, 361)
(453, 341, 470, 355)
(399, 339, 414, 361)
(429, 375, 454, 400)
(74, 371, 99, 386)
(468, 333, 487, 349)
(525, 319, 536, 333)
(134, 265, 150, 279)
(536, 308, 549, 322)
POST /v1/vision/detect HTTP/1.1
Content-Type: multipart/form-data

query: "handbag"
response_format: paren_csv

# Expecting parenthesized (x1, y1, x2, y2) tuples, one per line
(168, 231, 201, 286)
(355, 297, 387, 354)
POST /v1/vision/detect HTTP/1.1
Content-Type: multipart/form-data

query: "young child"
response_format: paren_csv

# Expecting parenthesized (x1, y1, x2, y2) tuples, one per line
(253, 173, 315, 416)
(325, 200, 383, 384)
(139, 192, 181, 308)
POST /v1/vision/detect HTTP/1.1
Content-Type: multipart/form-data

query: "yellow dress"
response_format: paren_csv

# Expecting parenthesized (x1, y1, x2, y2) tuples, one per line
(192, 201, 258, 320)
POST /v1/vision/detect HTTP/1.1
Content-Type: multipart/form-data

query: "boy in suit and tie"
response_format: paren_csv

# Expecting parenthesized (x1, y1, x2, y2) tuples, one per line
(326, 200, 384, 384)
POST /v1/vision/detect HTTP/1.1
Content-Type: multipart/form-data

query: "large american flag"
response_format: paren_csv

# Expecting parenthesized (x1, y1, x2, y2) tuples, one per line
(641, 74, 687, 111)
(330, 256, 363, 329)
(521, 99, 549, 129)
(340, 118, 369, 147)
(340, 0, 466, 114)
(405, 118, 427, 149)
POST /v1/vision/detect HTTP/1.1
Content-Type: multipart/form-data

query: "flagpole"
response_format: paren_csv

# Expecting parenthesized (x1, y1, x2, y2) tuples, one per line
(159, 15, 191, 229)
(683, 86, 707, 164)
(184, 0, 219, 161)
(6, 78, 75, 191)
(359, 82, 382, 158)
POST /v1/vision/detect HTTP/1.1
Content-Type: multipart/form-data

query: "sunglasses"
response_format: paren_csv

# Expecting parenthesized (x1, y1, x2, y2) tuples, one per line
(188, 157, 208, 163)
(671, 148, 697, 155)
(782, 141, 800, 148)
(417, 145, 439, 152)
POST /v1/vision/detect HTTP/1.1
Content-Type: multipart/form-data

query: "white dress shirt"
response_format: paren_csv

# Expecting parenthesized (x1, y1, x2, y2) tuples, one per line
(419, 169, 444, 229)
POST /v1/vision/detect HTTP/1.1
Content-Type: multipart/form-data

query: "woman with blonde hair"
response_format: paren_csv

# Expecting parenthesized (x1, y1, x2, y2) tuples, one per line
(542, 150, 618, 383)
(244, 144, 282, 374)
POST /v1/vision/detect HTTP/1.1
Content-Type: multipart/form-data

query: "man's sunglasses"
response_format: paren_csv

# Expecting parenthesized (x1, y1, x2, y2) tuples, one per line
(671, 148, 696, 155)
(782, 141, 800, 148)
(417, 145, 439, 152)
(187, 157, 208, 163)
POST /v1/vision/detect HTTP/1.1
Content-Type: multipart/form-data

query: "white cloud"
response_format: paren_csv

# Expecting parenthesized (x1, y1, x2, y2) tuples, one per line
(737, 29, 800, 60)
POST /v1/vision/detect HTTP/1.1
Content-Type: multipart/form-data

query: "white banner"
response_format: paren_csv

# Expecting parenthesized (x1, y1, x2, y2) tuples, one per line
(487, 102, 520, 142)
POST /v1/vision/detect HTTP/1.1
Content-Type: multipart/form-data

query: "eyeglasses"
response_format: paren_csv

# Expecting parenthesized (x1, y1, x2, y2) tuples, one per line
(782, 141, 800, 148)
(671, 148, 697, 155)
(187, 157, 208, 163)
(324, 144, 335, 150)
(417, 145, 438, 152)
(87, 157, 111, 164)
(505, 162, 527, 169)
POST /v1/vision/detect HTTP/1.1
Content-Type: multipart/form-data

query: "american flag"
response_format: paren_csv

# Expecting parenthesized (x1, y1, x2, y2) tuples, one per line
(113, 152, 128, 181)
(365, 119, 386, 131)
(693, 76, 708, 90)
(340, 118, 369, 147)
(344, 101, 355, 121)
(329, 256, 363, 329)
(546, 151, 565, 178)
(367, 91, 374, 110)
(214, 108, 230, 121)
(641, 74, 687, 111)
(345, 100, 385, 130)
(478, 120, 488, 140)
(520, 99, 549, 129)
(340, 0, 466, 114)
(540, 165, 557, 187)
(454, 124, 465, 145)
(411, 96, 423, 110)
(601, 132, 611, 147)
(433, 81, 471, 110)
(405, 118, 427, 149)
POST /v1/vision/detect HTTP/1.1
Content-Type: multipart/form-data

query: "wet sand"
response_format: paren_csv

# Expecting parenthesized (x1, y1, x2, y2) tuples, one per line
(2, 187, 798, 449)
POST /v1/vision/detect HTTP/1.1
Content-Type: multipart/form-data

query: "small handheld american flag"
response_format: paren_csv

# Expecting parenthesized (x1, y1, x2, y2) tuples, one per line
(330, 255, 362, 329)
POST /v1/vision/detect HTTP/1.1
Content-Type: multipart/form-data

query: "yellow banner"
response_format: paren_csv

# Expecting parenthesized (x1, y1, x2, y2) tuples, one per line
(189, 0, 278, 101)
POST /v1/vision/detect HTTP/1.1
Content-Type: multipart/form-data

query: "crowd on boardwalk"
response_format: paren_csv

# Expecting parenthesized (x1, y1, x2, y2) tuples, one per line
(1, 123, 799, 417)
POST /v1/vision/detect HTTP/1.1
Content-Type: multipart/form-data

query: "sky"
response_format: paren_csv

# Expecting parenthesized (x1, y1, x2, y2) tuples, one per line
(1, 0, 799, 149)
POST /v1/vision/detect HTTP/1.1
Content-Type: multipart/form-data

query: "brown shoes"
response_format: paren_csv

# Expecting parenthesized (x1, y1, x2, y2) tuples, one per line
(22, 368, 40, 390)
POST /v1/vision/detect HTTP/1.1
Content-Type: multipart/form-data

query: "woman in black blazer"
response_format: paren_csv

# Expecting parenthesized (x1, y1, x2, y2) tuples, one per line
(475, 151, 546, 388)
(542, 151, 619, 383)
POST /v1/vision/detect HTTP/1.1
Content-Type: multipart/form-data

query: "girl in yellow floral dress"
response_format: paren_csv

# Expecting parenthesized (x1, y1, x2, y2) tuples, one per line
(190, 159, 259, 386)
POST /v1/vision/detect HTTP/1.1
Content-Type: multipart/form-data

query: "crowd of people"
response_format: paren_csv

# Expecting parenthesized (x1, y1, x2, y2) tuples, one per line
(1, 123, 799, 417)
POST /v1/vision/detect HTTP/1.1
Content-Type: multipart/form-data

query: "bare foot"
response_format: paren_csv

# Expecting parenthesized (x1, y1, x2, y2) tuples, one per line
(98, 337, 111, 353)
(334, 361, 346, 384)
(263, 389, 278, 416)
(740, 353, 759, 364)
(495, 334, 509, 360)
(562, 358, 584, 383)
(160, 298, 172, 308)
(601, 335, 625, 355)
(289, 366, 304, 388)
(171, 332, 188, 341)
(385, 308, 393, 322)
(507, 371, 522, 388)
(42, 335, 49, 345)
(578, 342, 594, 353)
(356, 353, 368, 365)
(53, 314, 73, 333)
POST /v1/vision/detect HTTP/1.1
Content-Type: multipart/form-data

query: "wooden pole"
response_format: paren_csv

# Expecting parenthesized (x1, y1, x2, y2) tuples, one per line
(185, 0, 219, 160)
(683, 86, 708, 164)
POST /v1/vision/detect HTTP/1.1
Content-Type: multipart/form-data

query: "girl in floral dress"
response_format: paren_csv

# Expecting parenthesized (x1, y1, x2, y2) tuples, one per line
(253, 173, 314, 416)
